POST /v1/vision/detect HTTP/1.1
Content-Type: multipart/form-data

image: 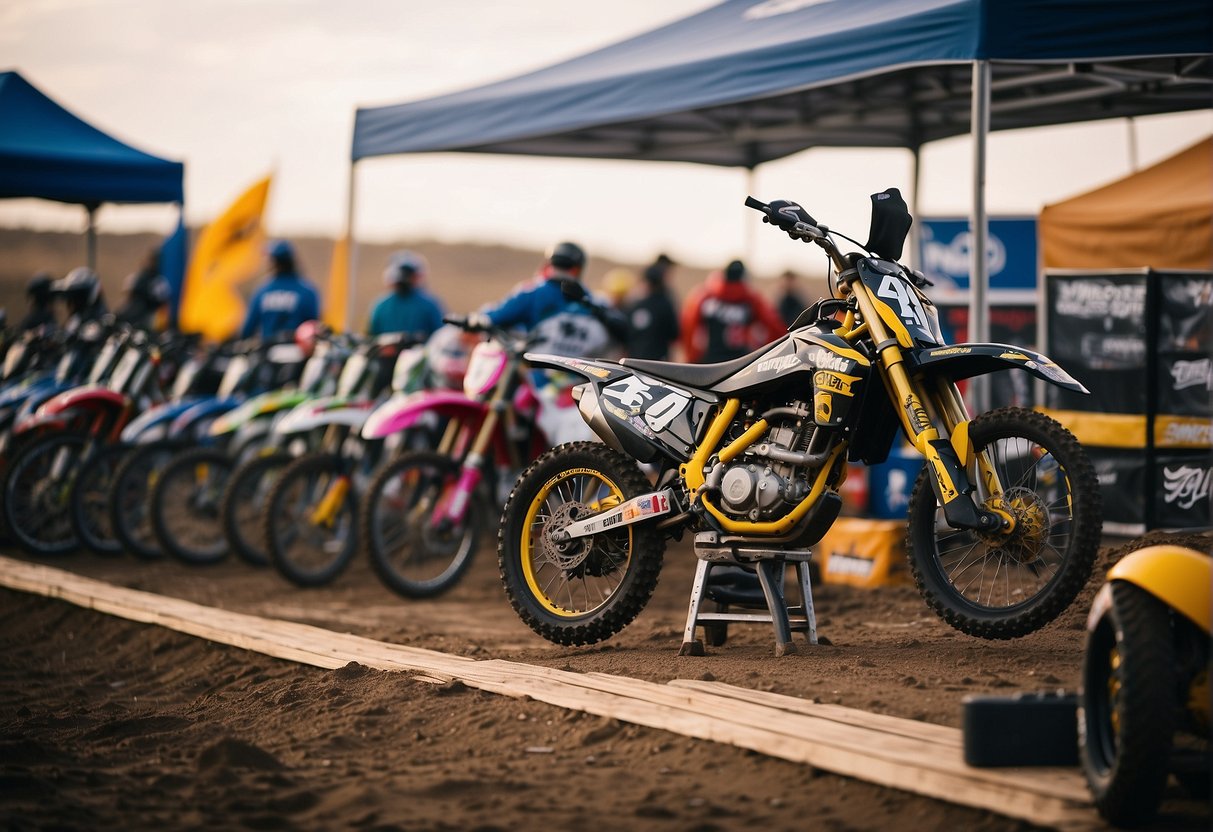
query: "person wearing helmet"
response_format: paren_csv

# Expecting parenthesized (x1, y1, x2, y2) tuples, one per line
(680, 259, 784, 363)
(367, 250, 444, 339)
(480, 241, 625, 358)
(116, 249, 171, 331)
(19, 271, 57, 332)
(240, 240, 320, 342)
(53, 266, 108, 335)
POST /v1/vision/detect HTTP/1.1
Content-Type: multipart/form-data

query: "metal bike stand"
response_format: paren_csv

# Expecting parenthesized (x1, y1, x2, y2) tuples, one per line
(679, 532, 818, 658)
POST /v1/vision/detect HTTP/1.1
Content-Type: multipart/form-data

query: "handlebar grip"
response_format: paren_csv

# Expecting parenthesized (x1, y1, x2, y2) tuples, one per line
(441, 314, 466, 327)
(744, 196, 769, 213)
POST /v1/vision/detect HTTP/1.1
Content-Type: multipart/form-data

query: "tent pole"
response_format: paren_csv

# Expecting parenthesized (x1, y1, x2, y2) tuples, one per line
(344, 160, 360, 333)
(910, 144, 922, 269)
(1126, 117, 1139, 171)
(743, 165, 757, 266)
(969, 60, 991, 413)
(86, 204, 98, 271)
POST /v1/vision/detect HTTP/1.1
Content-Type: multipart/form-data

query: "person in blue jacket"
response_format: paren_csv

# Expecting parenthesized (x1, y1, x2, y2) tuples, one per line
(240, 240, 320, 341)
(367, 250, 444, 339)
(479, 241, 625, 358)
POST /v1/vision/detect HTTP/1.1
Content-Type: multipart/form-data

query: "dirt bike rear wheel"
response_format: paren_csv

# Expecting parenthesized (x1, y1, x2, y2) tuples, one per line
(3, 431, 88, 556)
(265, 452, 358, 587)
(906, 406, 1100, 639)
(498, 442, 665, 646)
(150, 447, 234, 565)
(362, 451, 481, 599)
(69, 442, 128, 556)
(1079, 581, 1176, 828)
(222, 450, 291, 568)
(108, 441, 180, 560)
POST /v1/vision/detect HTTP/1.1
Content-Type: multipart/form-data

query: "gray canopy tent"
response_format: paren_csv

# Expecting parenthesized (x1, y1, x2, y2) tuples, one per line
(349, 0, 1212, 401)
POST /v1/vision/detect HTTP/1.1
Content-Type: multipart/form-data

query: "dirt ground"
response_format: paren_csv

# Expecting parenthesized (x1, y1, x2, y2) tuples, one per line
(1, 528, 1209, 830)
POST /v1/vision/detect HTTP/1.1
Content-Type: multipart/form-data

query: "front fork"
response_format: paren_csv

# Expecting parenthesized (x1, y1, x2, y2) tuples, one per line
(849, 290, 1011, 533)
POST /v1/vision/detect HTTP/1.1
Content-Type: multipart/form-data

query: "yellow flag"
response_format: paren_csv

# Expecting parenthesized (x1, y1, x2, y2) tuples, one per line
(178, 176, 272, 341)
(323, 235, 349, 332)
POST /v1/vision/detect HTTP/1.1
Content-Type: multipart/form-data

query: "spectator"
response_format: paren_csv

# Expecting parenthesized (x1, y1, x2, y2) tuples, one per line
(776, 269, 807, 329)
(368, 250, 444, 339)
(240, 240, 320, 342)
(479, 241, 624, 358)
(116, 249, 171, 331)
(624, 254, 680, 360)
(680, 259, 783, 363)
(19, 272, 57, 332)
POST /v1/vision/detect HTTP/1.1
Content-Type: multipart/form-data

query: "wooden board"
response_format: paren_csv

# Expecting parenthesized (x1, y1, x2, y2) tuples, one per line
(0, 555, 1099, 830)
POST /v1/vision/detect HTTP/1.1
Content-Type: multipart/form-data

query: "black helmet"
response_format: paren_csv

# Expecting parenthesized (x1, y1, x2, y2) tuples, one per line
(54, 266, 102, 308)
(27, 272, 54, 303)
(545, 241, 586, 272)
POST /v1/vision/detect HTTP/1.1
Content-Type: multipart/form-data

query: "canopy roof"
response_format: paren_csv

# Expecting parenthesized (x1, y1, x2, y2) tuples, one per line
(0, 70, 183, 205)
(353, 0, 1212, 166)
(1040, 136, 1213, 271)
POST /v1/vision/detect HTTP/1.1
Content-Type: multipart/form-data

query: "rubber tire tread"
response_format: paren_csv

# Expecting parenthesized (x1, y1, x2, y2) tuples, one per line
(1079, 582, 1176, 828)
(498, 441, 665, 646)
(69, 442, 127, 556)
(108, 441, 181, 560)
(265, 452, 358, 588)
(3, 430, 86, 556)
(905, 406, 1101, 639)
(222, 451, 292, 568)
(362, 451, 482, 599)
(149, 446, 234, 565)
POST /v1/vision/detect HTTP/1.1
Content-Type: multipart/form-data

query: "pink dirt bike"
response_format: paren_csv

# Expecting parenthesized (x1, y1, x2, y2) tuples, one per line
(359, 315, 590, 598)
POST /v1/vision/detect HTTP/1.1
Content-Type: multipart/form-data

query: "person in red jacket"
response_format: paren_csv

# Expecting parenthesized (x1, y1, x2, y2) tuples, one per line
(680, 259, 785, 363)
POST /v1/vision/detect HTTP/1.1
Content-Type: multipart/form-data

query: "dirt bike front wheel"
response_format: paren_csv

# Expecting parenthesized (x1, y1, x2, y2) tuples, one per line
(498, 441, 665, 646)
(362, 450, 481, 599)
(265, 452, 358, 588)
(906, 406, 1101, 639)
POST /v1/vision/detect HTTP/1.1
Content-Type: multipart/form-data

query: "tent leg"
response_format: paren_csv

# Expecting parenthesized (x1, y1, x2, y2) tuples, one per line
(968, 60, 991, 414)
(344, 160, 360, 333)
(909, 144, 922, 269)
(743, 165, 757, 265)
(86, 204, 98, 271)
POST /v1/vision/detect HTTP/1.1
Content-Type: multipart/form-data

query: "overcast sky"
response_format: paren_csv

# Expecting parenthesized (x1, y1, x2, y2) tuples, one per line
(2, 0, 1210, 274)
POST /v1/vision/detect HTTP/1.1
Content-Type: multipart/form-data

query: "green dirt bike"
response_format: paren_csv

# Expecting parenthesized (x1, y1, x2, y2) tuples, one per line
(497, 189, 1102, 648)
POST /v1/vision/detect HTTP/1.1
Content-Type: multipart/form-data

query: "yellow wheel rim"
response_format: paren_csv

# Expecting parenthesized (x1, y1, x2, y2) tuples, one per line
(520, 467, 631, 618)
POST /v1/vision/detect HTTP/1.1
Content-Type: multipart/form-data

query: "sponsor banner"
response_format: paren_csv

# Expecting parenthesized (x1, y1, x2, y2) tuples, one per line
(937, 303, 1038, 409)
(1156, 450, 1213, 528)
(1038, 409, 1146, 450)
(919, 218, 1038, 292)
(1086, 447, 1147, 530)
(1158, 354, 1213, 417)
(1155, 414, 1213, 449)
(1046, 274, 1148, 413)
(866, 440, 923, 519)
(817, 518, 909, 588)
(1157, 273, 1213, 353)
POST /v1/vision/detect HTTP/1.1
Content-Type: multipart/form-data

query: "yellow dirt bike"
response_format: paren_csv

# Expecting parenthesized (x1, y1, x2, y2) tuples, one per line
(1080, 544, 1211, 828)
(498, 189, 1101, 646)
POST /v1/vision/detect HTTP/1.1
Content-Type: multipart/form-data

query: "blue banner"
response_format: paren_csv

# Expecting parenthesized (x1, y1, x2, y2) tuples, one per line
(919, 218, 1037, 293)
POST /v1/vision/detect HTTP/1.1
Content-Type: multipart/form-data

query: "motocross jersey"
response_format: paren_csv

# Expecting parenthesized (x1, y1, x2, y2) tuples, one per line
(368, 287, 445, 338)
(680, 273, 784, 363)
(484, 275, 615, 359)
(241, 274, 320, 341)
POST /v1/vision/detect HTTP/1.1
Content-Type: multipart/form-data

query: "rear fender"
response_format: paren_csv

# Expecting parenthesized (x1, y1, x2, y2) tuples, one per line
(121, 398, 199, 443)
(275, 395, 374, 436)
(31, 384, 131, 439)
(172, 397, 239, 439)
(363, 390, 484, 440)
(210, 389, 307, 436)
(13, 408, 73, 437)
(910, 343, 1088, 394)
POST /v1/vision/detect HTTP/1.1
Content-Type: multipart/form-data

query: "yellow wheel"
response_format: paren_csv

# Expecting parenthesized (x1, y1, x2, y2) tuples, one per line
(498, 442, 665, 645)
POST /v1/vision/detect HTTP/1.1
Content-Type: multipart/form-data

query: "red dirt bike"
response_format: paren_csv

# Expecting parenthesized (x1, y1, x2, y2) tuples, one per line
(2, 327, 185, 555)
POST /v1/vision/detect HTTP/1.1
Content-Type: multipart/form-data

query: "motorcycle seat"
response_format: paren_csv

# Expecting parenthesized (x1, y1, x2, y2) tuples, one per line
(621, 341, 778, 388)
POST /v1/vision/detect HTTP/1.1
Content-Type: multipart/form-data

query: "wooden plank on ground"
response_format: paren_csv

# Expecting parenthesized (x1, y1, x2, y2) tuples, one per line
(0, 555, 1099, 831)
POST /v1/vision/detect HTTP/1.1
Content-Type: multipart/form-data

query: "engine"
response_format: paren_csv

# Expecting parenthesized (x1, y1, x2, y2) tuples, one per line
(706, 401, 828, 522)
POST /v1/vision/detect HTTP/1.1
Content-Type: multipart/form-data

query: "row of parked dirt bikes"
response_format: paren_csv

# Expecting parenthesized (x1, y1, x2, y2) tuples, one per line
(0, 312, 581, 599)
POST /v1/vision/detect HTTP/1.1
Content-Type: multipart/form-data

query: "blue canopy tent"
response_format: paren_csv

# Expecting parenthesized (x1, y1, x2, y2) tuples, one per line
(349, 0, 1211, 402)
(0, 69, 184, 279)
